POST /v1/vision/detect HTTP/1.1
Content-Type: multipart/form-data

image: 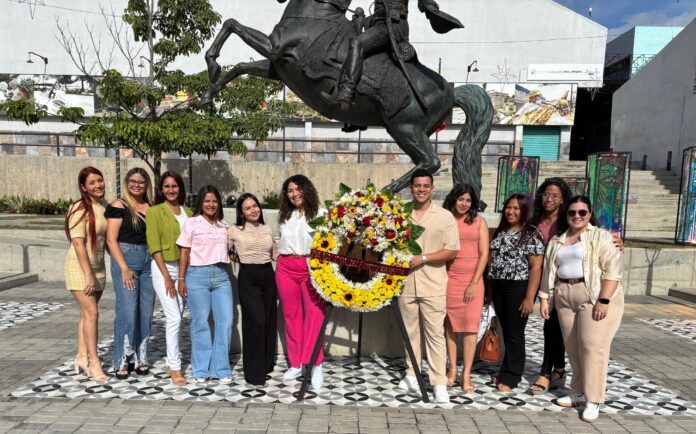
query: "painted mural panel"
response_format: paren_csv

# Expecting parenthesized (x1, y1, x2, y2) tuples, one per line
(676, 147, 696, 245)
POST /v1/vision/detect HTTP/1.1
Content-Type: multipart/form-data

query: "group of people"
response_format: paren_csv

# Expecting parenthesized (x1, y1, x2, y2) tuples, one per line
(64, 167, 325, 388)
(64, 165, 623, 423)
(394, 169, 623, 424)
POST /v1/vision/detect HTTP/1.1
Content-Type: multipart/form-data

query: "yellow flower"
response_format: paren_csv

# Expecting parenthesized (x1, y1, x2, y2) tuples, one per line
(315, 233, 337, 252)
(309, 258, 321, 268)
(347, 206, 358, 216)
(381, 204, 391, 213)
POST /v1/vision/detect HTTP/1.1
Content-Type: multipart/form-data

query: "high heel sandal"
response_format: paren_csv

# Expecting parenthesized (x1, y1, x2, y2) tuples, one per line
(87, 356, 109, 382)
(74, 354, 89, 375)
(528, 373, 550, 395)
(460, 374, 475, 395)
(549, 368, 567, 390)
(446, 369, 458, 387)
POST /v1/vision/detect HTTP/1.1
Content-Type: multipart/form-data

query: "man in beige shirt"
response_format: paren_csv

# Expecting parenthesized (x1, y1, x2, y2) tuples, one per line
(398, 169, 460, 403)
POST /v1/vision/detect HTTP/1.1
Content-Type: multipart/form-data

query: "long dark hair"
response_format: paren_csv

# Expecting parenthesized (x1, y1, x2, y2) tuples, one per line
(65, 166, 104, 250)
(443, 183, 479, 224)
(236, 192, 265, 227)
(493, 193, 536, 245)
(531, 177, 573, 235)
(192, 185, 224, 222)
(278, 174, 320, 224)
(154, 170, 186, 205)
(567, 195, 601, 228)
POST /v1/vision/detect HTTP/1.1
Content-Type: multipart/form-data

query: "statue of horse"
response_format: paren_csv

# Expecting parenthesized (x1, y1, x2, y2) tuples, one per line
(202, 0, 494, 194)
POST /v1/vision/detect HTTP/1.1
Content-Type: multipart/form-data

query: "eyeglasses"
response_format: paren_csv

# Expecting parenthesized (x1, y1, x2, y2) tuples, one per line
(541, 192, 562, 201)
(128, 179, 146, 186)
(567, 209, 589, 217)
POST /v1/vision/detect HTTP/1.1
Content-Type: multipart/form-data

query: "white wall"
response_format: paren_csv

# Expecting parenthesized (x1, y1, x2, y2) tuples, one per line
(1, 0, 606, 85)
(611, 18, 696, 169)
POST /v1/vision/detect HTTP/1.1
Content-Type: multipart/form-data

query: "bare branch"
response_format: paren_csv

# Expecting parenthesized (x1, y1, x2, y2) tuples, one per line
(101, 3, 145, 78)
(54, 18, 98, 82)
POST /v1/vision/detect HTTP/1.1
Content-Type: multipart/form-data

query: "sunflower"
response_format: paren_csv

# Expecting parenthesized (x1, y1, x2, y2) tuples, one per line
(314, 233, 337, 252)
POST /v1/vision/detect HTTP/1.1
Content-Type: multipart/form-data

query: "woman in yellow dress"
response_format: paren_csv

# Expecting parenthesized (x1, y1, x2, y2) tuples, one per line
(64, 166, 109, 382)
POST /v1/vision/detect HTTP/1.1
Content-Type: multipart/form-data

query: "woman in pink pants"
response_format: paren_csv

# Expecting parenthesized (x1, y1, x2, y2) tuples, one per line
(276, 174, 326, 390)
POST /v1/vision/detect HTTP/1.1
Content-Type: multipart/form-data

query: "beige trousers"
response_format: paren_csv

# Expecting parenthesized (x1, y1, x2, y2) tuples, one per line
(398, 295, 447, 386)
(554, 281, 624, 403)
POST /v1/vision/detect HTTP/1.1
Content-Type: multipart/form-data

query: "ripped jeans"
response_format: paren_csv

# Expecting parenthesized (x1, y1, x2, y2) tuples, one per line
(111, 243, 155, 371)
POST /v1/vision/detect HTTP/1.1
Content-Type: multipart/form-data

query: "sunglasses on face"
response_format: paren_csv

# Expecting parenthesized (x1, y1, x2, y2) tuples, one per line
(567, 209, 589, 217)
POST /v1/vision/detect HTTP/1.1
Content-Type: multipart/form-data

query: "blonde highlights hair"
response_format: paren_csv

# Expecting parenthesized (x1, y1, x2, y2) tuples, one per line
(121, 167, 153, 229)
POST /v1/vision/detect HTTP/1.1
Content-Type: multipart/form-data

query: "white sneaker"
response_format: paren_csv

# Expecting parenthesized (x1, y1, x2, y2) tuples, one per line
(556, 392, 586, 407)
(311, 364, 324, 390)
(219, 376, 233, 385)
(433, 384, 450, 404)
(397, 375, 418, 392)
(582, 402, 600, 423)
(283, 366, 303, 381)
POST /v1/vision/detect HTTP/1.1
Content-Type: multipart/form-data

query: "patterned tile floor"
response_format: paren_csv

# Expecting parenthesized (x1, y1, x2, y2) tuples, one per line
(10, 309, 696, 416)
(640, 318, 696, 342)
(0, 301, 63, 331)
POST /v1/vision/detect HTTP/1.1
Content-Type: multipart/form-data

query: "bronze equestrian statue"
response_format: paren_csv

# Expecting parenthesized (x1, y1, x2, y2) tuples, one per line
(202, 0, 494, 194)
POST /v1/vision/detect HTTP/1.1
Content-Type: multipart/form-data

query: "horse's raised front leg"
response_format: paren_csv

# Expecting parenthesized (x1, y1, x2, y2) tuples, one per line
(205, 18, 273, 82)
(383, 123, 441, 193)
(200, 59, 279, 109)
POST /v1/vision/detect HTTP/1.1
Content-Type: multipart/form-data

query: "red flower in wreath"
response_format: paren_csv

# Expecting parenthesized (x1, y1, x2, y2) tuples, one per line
(362, 216, 372, 226)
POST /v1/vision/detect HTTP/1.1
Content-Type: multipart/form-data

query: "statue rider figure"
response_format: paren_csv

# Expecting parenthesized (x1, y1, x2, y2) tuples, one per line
(324, 0, 441, 110)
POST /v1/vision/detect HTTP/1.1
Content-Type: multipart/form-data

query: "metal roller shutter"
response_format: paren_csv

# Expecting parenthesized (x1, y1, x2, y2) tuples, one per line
(522, 126, 560, 161)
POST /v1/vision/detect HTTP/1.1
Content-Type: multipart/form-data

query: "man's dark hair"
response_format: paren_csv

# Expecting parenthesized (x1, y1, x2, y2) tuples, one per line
(409, 168, 433, 185)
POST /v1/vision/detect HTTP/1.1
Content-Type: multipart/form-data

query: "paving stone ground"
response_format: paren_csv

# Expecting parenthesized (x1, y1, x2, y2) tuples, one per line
(2, 281, 696, 433)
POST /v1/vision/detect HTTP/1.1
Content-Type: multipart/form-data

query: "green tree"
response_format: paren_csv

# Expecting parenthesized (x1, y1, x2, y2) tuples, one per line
(0, 0, 290, 181)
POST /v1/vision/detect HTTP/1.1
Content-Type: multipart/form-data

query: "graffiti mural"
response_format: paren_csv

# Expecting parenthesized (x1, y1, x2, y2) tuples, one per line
(586, 152, 631, 238)
(495, 156, 539, 212)
(676, 147, 696, 245)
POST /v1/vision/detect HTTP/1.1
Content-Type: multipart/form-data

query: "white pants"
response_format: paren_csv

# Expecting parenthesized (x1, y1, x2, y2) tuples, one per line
(151, 260, 185, 370)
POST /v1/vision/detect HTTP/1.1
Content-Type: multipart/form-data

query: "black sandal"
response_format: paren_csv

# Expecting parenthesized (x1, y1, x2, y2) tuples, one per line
(528, 374, 550, 395)
(550, 369, 567, 389)
(135, 364, 150, 376)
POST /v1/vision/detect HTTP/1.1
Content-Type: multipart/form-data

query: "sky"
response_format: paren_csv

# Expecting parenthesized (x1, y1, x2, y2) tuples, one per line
(555, 0, 696, 37)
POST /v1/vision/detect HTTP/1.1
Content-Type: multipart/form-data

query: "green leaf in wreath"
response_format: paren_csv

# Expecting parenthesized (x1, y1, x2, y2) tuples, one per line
(339, 183, 352, 196)
(366, 182, 376, 191)
(309, 216, 327, 229)
(410, 224, 425, 240)
(324, 200, 334, 209)
(380, 189, 394, 200)
(403, 201, 414, 215)
(407, 239, 422, 255)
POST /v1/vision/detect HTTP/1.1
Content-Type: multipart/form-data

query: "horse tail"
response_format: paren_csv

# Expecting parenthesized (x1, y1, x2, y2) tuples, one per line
(451, 85, 494, 199)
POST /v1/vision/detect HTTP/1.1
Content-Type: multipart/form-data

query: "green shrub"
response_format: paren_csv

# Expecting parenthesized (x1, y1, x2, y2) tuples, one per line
(261, 191, 281, 209)
(0, 195, 74, 215)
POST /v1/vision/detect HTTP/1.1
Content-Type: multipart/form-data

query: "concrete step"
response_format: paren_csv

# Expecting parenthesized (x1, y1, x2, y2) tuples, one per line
(0, 272, 39, 291)
(668, 287, 696, 304)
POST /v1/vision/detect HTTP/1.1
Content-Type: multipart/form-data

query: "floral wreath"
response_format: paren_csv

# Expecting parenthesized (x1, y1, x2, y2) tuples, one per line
(308, 183, 424, 312)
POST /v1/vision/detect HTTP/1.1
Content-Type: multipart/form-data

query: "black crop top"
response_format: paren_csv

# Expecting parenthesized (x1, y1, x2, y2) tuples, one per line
(104, 201, 147, 245)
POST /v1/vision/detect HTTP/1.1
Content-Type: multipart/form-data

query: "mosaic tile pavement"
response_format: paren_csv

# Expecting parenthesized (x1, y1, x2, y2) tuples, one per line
(639, 318, 696, 342)
(10, 310, 696, 416)
(0, 301, 63, 331)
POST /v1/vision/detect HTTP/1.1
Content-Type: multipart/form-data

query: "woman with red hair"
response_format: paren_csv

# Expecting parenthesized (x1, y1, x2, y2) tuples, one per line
(64, 166, 109, 382)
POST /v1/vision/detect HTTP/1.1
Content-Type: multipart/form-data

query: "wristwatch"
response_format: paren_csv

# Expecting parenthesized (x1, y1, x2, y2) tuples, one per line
(598, 298, 610, 305)
(421, 254, 428, 264)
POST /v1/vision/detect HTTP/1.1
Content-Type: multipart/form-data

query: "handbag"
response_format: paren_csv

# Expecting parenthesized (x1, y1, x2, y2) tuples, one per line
(477, 304, 496, 342)
(479, 317, 501, 363)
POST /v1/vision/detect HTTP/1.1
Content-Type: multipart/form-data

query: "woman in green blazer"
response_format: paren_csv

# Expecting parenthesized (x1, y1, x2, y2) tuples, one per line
(146, 171, 192, 386)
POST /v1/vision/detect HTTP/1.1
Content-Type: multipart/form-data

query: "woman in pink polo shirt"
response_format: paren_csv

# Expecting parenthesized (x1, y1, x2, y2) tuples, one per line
(275, 175, 326, 390)
(177, 185, 233, 384)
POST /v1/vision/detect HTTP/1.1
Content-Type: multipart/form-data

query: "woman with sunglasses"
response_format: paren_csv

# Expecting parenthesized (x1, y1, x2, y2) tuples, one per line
(487, 193, 544, 393)
(539, 196, 624, 423)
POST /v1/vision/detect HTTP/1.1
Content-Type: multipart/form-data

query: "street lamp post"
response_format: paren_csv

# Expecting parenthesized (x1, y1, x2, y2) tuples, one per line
(26, 51, 48, 75)
(465, 60, 479, 84)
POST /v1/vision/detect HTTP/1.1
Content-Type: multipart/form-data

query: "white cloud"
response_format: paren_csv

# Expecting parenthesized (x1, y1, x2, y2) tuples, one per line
(609, 7, 696, 39)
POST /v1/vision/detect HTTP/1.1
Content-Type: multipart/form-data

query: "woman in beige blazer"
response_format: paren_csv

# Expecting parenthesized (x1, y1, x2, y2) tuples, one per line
(539, 195, 624, 424)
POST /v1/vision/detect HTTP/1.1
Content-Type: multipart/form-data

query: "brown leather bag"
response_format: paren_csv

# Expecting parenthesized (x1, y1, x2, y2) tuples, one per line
(479, 322, 501, 363)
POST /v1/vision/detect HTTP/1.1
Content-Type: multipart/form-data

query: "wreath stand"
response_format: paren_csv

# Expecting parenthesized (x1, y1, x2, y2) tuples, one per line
(296, 300, 430, 403)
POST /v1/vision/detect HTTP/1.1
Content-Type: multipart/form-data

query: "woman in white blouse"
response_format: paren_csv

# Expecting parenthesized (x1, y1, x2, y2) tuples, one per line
(275, 175, 326, 390)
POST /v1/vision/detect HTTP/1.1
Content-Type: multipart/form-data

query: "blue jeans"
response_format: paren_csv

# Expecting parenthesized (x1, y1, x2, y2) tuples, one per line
(111, 242, 155, 370)
(186, 264, 234, 379)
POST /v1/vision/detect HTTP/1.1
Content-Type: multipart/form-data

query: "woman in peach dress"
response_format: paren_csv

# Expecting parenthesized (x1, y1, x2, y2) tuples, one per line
(443, 184, 489, 394)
